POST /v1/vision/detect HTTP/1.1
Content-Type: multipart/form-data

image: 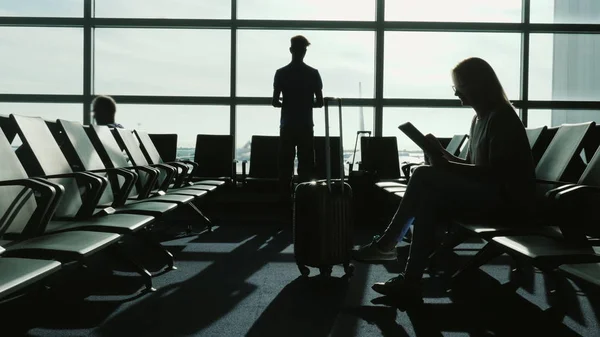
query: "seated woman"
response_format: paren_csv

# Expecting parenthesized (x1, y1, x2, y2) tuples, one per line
(353, 57, 536, 301)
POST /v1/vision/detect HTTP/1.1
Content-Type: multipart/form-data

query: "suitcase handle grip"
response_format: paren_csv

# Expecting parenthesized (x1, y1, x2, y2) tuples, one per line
(323, 97, 344, 192)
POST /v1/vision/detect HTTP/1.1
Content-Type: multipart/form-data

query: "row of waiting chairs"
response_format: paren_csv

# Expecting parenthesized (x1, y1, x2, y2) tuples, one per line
(0, 114, 227, 303)
(371, 121, 600, 304)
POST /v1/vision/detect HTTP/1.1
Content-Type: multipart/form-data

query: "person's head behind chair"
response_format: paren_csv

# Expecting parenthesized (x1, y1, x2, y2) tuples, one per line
(92, 95, 117, 125)
(451, 57, 509, 111)
(290, 35, 310, 62)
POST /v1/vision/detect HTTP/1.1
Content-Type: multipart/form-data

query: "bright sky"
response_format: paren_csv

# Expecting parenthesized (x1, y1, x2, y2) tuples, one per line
(0, 0, 597, 153)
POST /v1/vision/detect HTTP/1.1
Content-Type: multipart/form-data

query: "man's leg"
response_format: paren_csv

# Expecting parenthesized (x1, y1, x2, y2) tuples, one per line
(296, 129, 315, 183)
(278, 128, 296, 202)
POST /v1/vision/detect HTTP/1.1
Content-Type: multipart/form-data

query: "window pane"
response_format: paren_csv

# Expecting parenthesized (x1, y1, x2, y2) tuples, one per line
(113, 105, 229, 150)
(531, 0, 600, 24)
(530, 34, 600, 101)
(0, 103, 82, 122)
(0, 28, 83, 94)
(0, 0, 82, 17)
(385, 0, 521, 22)
(528, 109, 600, 129)
(237, 30, 375, 98)
(94, 29, 230, 96)
(235, 105, 374, 173)
(238, 0, 375, 21)
(384, 32, 521, 100)
(95, 0, 230, 19)
(383, 108, 473, 163)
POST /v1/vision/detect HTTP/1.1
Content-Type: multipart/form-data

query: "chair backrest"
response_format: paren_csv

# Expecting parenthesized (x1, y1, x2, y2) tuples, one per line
(526, 126, 552, 166)
(313, 136, 341, 179)
(86, 125, 132, 169)
(134, 130, 163, 165)
(149, 133, 178, 162)
(535, 122, 596, 182)
(248, 136, 280, 179)
(458, 139, 470, 159)
(9, 114, 84, 218)
(55, 119, 117, 206)
(445, 134, 468, 157)
(0, 127, 38, 236)
(194, 134, 233, 178)
(360, 137, 401, 179)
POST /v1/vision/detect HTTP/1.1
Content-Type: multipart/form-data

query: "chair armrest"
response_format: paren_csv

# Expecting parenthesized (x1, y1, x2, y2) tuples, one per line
(38, 172, 107, 219)
(124, 165, 160, 199)
(0, 178, 63, 236)
(87, 168, 138, 206)
(166, 161, 191, 188)
(554, 184, 600, 243)
(176, 160, 199, 177)
(150, 163, 177, 191)
(242, 160, 248, 184)
(232, 160, 238, 184)
(545, 183, 578, 199)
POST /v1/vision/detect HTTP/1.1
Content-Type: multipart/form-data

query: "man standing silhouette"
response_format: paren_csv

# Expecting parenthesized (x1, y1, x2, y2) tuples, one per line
(273, 35, 324, 205)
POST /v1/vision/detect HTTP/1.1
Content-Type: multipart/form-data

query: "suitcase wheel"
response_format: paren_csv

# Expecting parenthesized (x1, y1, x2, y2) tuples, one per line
(344, 263, 355, 277)
(298, 264, 310, 277)
(319, 266, 333, 277)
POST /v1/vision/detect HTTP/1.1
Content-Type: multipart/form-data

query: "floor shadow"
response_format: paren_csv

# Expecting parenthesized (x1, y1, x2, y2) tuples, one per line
(343, 305, 411, 337)
(95, 227, 291, 337)
(245, 275, 350, 337)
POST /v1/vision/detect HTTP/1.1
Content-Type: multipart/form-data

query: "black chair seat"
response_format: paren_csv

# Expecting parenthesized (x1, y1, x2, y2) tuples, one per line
(376, 181, 405, 188)
(558, 263, 600, 287)
(179, 184, 218, 193)
(166, 189, 208, 198)
(384, 186, 407, 193)
(0, 257, 62, 300)
(492, 235, 600, 265)
(191, 180, 225, 186)
(46, 214, 154, 234)
(117, 201, 178, 215)
(459, 223, 563, 240)
(4, 231, 121, 260)
(131, 194, 194, 205)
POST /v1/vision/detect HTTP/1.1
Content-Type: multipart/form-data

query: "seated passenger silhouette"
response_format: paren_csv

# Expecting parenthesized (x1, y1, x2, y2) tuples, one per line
(353, 57, 536, 303)
(92, 95, 124, 128)
(272, 35, 324, 204)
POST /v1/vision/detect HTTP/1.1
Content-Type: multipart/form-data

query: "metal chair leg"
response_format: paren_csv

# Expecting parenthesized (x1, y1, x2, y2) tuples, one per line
(452, 242, 504, 280)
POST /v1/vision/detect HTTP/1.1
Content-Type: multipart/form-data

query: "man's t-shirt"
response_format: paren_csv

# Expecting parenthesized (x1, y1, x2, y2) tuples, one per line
(467, 105, 536, 208)
(274, 62, 323, 129)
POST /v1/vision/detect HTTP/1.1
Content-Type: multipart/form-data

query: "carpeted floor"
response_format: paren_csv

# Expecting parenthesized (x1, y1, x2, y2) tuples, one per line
(2, 221, 599, 337)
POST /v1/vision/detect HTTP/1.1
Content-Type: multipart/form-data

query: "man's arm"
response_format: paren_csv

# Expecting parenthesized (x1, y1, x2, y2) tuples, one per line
(272, 70, 282, 108)
(314, 90, 324, 108)
(272, 89, 282, 108)
(313, 70, 324, 108)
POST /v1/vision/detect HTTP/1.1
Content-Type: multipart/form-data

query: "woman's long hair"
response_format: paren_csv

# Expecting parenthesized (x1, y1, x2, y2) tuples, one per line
(452, 57, 511, 109)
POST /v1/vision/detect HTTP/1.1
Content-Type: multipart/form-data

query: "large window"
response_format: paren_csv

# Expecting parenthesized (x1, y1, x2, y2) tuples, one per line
(528, 109, 600, 129)
(113, 104, 229, 148)
(0, 103, 82, 122)
(0, 0, 82, 17)
(385, 0, 522, 22)
(530, 34, 600, 101)
(384, 32, 521, 100)
(237, 30, 375, 99)
(238, 0, 376, 21)
(0, 27, 83, 94)
(94, 29, 230, 96)
(94, 0, 230, 19)
(383, 108, 473, 164)
(531, 0, 600, 24)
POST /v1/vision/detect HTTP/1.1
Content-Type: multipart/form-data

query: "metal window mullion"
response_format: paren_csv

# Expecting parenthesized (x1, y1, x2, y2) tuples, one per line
(83, 0, 93, 124)
(230, 0, 237, 164)
(374, 0, 385, 137)
(519, 0, 530, 126)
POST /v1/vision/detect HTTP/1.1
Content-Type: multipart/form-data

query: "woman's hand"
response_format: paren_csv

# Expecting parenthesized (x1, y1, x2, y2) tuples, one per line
(429, 153, 450, 168)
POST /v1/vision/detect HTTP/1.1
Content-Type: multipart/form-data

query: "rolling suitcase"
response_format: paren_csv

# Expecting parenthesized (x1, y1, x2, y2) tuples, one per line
(293, 97, 355, 277)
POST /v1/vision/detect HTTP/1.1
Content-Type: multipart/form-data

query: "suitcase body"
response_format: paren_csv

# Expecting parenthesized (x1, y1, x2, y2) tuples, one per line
(293, 180, 354, 276)
(292, 97, 355, 277)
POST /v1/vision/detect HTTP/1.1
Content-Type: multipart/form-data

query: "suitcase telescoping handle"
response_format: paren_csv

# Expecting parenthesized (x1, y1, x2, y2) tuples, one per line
(323, 97, 344, 193)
